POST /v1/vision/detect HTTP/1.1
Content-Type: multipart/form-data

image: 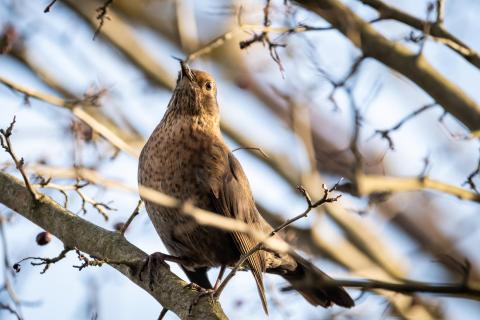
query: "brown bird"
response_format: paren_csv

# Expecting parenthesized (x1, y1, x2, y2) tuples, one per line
(138, 62, 354, 314)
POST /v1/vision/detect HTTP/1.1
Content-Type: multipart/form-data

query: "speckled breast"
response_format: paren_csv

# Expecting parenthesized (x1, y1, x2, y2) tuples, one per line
(138, 118, 239, 268)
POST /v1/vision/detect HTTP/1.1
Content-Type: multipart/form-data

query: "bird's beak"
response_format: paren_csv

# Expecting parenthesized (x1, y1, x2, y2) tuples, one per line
(179, 60, 194, 82)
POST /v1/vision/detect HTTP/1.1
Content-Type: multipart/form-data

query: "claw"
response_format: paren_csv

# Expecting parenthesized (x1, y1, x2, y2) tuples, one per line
(187, 285, 217, 316)
(184, 282, 203, 291)
(186, 264, 225, 313)
(138, 252, 171, 291)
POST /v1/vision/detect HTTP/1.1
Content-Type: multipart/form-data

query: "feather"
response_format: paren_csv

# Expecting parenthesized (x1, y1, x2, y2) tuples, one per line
(209, 152, 269, 314)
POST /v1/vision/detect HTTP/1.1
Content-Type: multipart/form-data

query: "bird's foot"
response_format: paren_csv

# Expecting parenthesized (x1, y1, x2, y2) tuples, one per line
(149, 252, 191, 265)
(187, 284, 217, 316)
(139, 252, 194, 291)
(186, 264, 225, 304)
(138, 252, 172, 291)
(184, 282, 215, 295)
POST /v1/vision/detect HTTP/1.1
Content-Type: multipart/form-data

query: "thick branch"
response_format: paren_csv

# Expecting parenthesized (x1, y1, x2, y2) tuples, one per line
(0, 76, 139, 157)
(284, 278, 480, 300)
(353, 174, 480, 203)
(295, 0, 480, 131)
(0, 171, 227, 320)
(359, 0, 480, 70)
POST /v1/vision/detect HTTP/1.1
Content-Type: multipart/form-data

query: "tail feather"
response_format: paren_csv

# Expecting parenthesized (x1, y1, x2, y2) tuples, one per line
(250, 263, 269, 315)
(281, 255, 354, 308)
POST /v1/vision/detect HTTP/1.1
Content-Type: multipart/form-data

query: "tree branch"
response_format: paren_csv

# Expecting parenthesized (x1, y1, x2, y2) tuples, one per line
(43, 0, 58, 13)
(0, 76, 139, 157)
(0, 171, 227, 320)
(214, 183, 341, 298)
(0, 117, 37, 203)
(359, 0, 480, 70)
(295, 0, 480, 131)
(93, 0, 114, 39)
(353, 174, 480, 202)
(119, 200, 143, 235)
(282, 278, 480, 301)
(371, 103, 438, 150)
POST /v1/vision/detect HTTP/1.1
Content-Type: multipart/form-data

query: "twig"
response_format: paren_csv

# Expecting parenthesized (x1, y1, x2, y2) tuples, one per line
(35, 180, 116, 221)
(214, 183, 341, 298)
(73, 248, 104, 271)
(0, 303, 21, 320)
(0, 117, 37, 203)
(347, 89, 363, 170)
(238, 0, 288, 76)
(232, 146, 270, 160)
(43, 0, 58, 13)
(158, 307, 169, 320)
(435, 0, 445, 25)
(358, 0, 480, 70)
(311, 54, 365, 111)
(418, 154, 431, 179)
(186, 23, 333, 63)
(416, 3, 435, 56)
(0, 216, 23, 319)
(93, 0, 114, 40)
(370, 103, 438, 150)
(73, 248, 136, 271)
(337, 56, 366, 88)
(14, 247, 71, 274)
(463, 150, 480, 193)
(119, 200, 143, 236)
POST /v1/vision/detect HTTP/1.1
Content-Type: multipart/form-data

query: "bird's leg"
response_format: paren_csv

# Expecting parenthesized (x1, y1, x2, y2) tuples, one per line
(212, 265, 226, 291)
(186, 283, 216, 316)
(150, 252, 192, 264)
(187, 265, 227, 316)
(183, 279, 214, 293)
(186, 265, 226, 293)
(139, 252, 193, 291)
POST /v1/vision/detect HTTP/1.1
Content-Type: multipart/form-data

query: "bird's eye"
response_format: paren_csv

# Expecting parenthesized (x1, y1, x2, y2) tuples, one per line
(204, 81, 214, 91)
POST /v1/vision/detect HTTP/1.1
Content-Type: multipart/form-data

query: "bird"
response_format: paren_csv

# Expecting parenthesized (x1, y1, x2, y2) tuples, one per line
(137, 61, 354, 314)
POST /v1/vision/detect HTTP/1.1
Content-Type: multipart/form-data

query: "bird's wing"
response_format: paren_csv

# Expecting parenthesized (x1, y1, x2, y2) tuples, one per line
(209, 152, 268, 314)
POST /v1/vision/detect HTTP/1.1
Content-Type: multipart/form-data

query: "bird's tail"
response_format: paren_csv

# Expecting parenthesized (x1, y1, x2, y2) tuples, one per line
(280, 254, 354, 308)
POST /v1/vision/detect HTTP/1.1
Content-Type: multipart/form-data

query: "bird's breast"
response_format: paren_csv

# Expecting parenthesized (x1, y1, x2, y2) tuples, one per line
(138, 120, 225, 204)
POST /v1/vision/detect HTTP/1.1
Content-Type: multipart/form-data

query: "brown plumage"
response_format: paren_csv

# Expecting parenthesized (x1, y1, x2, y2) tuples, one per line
(138, 63, 354, 314)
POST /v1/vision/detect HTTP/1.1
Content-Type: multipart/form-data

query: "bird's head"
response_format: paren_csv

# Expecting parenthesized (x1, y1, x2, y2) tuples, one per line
(169, 61, 219, 119)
